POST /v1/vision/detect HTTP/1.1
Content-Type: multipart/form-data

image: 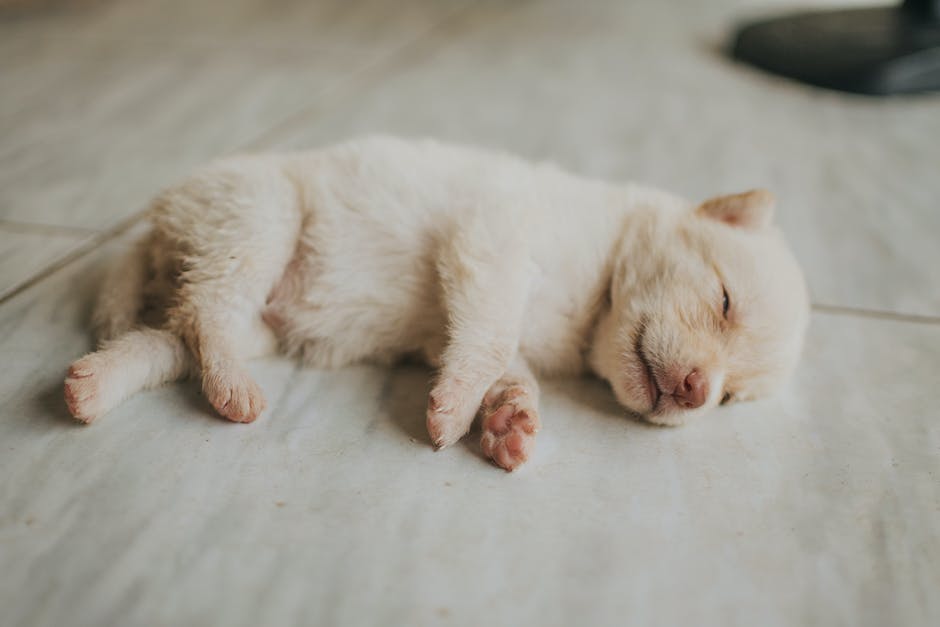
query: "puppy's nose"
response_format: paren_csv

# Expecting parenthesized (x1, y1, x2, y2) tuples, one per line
(674, 369, 708, 409)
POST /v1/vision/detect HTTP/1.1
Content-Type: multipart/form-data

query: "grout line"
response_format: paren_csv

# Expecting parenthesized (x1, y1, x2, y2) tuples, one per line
(811, 303, 940, 326)
(0, 218, 99, 237)
(0, 212, 145, 306)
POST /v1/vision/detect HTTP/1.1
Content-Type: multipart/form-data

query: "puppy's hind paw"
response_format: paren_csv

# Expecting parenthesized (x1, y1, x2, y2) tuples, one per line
(64, 353, 120, 423)
(203, 368, 266, 423)
(480, 387, 540, 472)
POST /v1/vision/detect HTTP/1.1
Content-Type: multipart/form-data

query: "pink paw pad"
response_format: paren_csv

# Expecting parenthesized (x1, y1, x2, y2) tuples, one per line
(481, 393, 539, 472)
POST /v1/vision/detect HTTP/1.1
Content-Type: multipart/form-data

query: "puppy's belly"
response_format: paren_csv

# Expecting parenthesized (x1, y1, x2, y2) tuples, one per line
(263, 255, 446, 369)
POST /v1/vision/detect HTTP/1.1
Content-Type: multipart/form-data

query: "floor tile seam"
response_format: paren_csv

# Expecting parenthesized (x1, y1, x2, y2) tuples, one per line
(811, 302, 940, 326)
(0, 213, 141, 305)
(0, 219, 99, 237)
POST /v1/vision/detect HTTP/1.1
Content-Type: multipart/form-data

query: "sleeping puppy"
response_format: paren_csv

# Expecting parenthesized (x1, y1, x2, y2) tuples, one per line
(64, 136, 809, 471)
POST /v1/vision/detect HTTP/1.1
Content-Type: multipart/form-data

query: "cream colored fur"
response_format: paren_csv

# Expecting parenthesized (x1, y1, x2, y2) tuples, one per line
(64, 136, 809, 471)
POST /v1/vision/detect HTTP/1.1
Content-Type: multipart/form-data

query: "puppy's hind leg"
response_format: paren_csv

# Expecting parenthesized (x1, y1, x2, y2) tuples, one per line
(157, 161, 301, 423)
(166, 250, 294, 424)
(192, 317, 273, 423)
(65, 328, 192, 423)
(65, 317, 277, 424)
(169, 269, 287, 424)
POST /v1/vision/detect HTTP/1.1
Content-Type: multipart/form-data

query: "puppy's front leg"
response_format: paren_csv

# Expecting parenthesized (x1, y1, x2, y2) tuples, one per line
(426, 215, 533, 451)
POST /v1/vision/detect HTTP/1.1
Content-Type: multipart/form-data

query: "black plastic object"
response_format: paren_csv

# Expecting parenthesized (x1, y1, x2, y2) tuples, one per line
(730, 0, 940, 95)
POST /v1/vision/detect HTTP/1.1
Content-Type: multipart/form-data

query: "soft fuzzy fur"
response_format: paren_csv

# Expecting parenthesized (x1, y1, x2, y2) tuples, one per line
(64, 136, 809, 471)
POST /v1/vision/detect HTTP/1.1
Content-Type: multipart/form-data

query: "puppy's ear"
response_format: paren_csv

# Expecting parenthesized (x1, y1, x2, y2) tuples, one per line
(696, 189, 775, 230)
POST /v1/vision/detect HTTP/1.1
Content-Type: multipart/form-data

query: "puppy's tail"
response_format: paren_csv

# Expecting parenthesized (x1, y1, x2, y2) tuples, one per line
(91, 234, 150, 343)
(65, 328, 193, 423)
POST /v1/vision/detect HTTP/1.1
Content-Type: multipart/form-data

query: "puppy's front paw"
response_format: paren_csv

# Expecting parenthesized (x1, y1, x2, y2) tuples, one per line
(426, 380, 480, 449)
(203, 368, 266, 423)
(480, 386, 540, 472)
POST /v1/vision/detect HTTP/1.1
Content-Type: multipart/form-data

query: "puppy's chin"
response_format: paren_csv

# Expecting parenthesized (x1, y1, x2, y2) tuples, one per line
(641, 409, 689, 427)
(614, 386, 690, 426)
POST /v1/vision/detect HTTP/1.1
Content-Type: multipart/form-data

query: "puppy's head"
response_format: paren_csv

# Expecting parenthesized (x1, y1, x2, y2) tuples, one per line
(589, 189, 809, 425)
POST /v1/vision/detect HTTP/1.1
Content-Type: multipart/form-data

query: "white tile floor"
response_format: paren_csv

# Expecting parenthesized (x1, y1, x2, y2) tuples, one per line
(1, 1, 938, 626)
(0, 223, 91, 298)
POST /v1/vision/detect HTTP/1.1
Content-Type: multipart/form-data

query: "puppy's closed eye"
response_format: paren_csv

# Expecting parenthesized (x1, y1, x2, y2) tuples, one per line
(721, 285, 730, 319)
(720, 391, 733, 405)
